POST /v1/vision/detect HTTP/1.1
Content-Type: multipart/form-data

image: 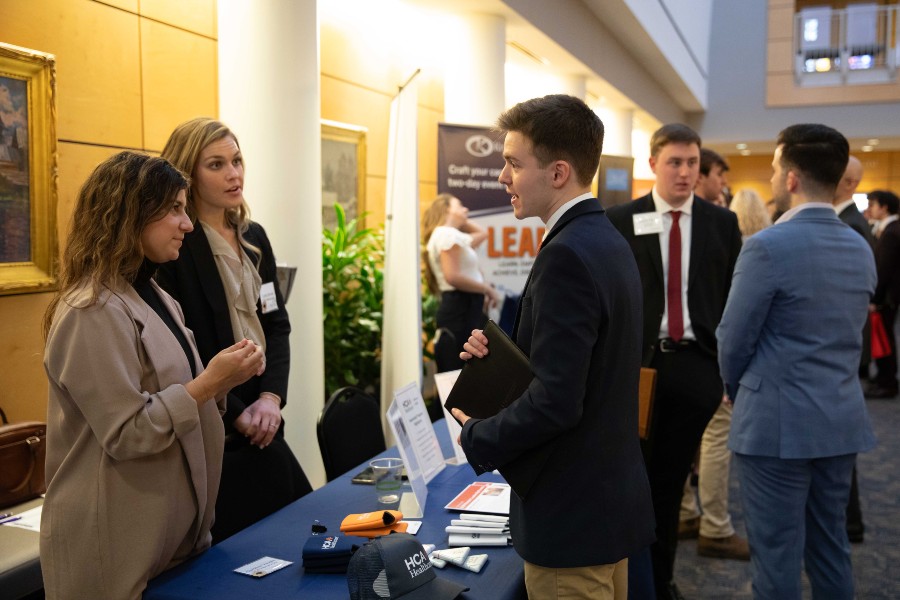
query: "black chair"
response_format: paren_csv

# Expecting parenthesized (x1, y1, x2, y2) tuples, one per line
(317, 387, 386, 481)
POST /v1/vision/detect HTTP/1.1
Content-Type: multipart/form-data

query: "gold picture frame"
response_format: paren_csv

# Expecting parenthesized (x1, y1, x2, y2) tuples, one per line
(0, 43, 58, 295)
(321, 119, 366, 230)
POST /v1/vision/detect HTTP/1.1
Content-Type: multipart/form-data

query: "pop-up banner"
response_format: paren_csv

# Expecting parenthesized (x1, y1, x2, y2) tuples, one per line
(437, 123, 542, 295)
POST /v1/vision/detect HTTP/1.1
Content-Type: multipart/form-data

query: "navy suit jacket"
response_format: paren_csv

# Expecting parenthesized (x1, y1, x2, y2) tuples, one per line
(156, 221, 291, 434)
(838, 202, 875, 249)
(459, 199, 655, 567)
(606, 194, 742, 364)
(717, 207, 877, 458)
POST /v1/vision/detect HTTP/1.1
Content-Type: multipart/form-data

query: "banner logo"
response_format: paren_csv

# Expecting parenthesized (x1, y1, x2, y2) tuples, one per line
(465, 135, 497, 158)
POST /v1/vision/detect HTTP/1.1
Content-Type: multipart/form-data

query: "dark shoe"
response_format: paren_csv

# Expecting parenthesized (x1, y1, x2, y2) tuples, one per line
(847, 522, 865, 543)
(697, 533, 751, 561)
(678, 516, 700, 540)
(864, 385, 898, 399)
(662, 582, 686, 600)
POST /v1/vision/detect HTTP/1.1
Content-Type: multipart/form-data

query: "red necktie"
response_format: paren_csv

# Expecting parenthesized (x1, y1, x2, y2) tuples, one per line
(667, 211, 684, 342)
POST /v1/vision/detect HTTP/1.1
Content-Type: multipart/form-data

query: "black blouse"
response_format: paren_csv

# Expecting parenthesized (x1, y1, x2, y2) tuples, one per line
(133, 260, 197, 378)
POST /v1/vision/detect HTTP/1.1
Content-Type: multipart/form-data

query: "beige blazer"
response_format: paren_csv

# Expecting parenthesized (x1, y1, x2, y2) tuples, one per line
(41, 280, 225, 600)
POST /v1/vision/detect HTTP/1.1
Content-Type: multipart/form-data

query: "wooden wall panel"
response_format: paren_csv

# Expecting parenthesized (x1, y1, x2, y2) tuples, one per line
(139, 0, 217, 38)
(141, 18, 218, 150)
(0, 0, 223, 422)
(0, 292, 52, 422)
(96, 0, 139, 12)
(0, 0, 144, 147)
(56, 143, 124, 244)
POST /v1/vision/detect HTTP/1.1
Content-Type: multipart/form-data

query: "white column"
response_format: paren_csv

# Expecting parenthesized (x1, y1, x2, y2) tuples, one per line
(444, 13, 505, 125)
(559, 74, 586, 101)
(218, 0, 326, 488)
(595, 106, 633, 157)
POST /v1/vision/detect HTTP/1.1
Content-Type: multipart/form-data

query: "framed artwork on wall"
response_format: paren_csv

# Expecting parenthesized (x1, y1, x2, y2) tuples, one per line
(0, 43, 58, 295)
(321, 119, 366, 230)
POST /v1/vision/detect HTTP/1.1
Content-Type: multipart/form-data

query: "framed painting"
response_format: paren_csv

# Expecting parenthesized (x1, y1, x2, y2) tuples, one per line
(0, 43, 58, 295)
(321, 119, 366, 230)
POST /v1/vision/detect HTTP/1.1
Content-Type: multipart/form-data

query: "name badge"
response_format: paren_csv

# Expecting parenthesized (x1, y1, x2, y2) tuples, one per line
(633, 212, 664, 236)
(260, 282, 279, 314)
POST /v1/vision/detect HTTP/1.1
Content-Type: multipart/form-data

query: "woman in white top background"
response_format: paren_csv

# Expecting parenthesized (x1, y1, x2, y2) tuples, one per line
(422, 194, 500, 371)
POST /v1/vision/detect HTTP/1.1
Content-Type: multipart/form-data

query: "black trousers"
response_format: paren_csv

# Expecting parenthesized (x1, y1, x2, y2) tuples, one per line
(212, 434, 313, 543)
(645, 344, 722, 597)
(435, 290, 485, 372)
(874, 305, 898, 390)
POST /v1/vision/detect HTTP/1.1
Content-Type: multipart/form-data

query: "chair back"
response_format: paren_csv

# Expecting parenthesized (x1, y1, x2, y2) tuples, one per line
(317, 387, 386, 481)
(638, 367, 657, 441)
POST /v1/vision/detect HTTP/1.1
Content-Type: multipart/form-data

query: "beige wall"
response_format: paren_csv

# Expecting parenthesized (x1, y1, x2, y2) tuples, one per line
(320, 19, 443, 230)
(767, 0, 900, 107)
(727, 150, 900, 201)
(0, 0, 217, 422)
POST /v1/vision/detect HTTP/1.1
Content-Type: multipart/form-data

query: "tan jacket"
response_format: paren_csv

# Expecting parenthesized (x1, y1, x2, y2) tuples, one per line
(41, 280, 225, 600)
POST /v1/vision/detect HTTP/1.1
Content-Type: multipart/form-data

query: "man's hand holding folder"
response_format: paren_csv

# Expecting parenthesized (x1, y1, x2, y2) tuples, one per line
(444, 320, 555, 499)
(448, 328, 490, 430)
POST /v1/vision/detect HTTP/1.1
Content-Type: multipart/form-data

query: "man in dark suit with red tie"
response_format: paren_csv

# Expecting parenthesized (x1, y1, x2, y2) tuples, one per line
(606, 124, 743, 600)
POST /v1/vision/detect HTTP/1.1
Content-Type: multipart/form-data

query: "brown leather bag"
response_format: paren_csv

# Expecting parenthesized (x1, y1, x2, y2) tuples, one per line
(0, 419, 47, 509)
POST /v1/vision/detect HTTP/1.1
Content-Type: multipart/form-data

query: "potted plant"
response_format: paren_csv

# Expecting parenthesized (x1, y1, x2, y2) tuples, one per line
(322, 204, 384, 399)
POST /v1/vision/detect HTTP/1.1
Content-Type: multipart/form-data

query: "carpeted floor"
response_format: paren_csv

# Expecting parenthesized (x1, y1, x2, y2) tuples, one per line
(673, 395, 900, 599)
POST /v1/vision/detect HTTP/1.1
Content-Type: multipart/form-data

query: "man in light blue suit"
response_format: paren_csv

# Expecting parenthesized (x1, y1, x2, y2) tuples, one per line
(717, 124, 876, 600)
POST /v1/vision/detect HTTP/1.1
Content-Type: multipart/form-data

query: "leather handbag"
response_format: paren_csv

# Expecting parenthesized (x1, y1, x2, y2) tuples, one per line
(0, 411, 47, 509)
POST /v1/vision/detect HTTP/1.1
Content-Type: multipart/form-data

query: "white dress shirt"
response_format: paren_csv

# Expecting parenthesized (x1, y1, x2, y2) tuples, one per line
(652, 187, 695, 341)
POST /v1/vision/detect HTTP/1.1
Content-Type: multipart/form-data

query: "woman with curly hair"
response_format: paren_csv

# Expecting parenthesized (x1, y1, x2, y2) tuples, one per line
(41, 151, 263, 599)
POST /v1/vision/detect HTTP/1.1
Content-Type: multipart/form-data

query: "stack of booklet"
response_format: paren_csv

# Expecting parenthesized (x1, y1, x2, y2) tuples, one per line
(445, 513, 511, 547)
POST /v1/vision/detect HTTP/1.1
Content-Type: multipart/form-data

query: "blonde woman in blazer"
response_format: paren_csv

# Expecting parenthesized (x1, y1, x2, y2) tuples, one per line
(41, 152, 264, 599)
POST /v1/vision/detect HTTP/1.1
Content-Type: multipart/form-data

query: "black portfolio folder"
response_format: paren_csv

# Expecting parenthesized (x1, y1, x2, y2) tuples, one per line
(444, 320, 556, 499)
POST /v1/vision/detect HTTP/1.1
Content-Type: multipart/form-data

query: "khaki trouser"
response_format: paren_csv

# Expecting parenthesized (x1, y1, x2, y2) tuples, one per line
(524, 558, 627, 600)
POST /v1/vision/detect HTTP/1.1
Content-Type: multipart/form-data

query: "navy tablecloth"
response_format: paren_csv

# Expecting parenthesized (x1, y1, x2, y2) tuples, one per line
(145, 420, 526, 600)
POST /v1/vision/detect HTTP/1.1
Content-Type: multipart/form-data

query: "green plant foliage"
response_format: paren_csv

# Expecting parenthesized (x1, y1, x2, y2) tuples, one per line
(322, 204, 385, 399)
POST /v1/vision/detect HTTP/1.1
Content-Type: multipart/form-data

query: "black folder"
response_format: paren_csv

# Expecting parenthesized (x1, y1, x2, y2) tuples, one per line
(444, 320, 556, 499)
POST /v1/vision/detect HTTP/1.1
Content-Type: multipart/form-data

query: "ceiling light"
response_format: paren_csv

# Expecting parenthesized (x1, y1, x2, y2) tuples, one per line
(740, 149, 751, 156)
(736, 143, 748, 150)
(862, 145, 874, 152)
(866, 139, 879, 146)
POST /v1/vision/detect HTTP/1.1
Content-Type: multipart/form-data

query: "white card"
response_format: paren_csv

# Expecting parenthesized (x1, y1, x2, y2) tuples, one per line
(234, 556, 293, 578)
(434, 369, 468, 465)
(403, 520, 422, 535)
(433, 546, 470, 566)
(259, 282, 279, 314)
(633, 212, 664, 236)
(462, 553, 489, 573)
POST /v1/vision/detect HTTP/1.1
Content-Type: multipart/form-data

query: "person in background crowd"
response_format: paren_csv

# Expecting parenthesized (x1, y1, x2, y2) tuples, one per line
(606, 124, 743, 600)
(41, 151, 264, 599)
(678, 188, 770, 561)
(157, 118, 312, 543)
(718, 124, 876, 599)
(866, 189, 900, 399)
(695, 148, 729, 205)
(422, 193, 500, 371)
(454, 94, 654, 600)
(832, 155, 874, 543)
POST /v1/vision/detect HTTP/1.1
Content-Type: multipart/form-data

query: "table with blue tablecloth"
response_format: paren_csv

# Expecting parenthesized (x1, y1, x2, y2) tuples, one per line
(145, 419, 526, 600)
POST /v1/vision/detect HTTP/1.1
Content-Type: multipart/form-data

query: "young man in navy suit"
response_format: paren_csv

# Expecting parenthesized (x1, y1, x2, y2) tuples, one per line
(452, 94, 654, 600)
(606, 124, 743, 600)
(718, 124, 876, 599)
